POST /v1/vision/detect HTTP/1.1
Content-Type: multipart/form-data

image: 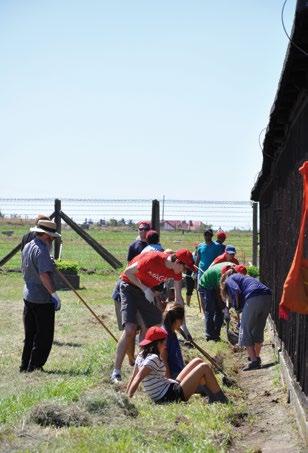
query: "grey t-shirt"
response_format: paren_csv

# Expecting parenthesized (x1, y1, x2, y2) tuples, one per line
(22, 237, 54, 303)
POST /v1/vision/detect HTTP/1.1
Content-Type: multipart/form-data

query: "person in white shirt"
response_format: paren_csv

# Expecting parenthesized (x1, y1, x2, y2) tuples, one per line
(126, 326, 228, 404)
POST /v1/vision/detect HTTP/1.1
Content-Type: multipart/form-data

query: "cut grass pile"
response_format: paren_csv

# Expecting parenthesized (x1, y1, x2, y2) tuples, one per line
(0, 224, 252, 452)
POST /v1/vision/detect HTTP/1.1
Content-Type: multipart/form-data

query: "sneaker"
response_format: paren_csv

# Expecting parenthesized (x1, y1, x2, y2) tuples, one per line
(110, 371, 122, 383)
(242, 360, 261, 371)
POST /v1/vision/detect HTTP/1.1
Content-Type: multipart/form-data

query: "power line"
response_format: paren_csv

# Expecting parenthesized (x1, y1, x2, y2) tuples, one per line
(281, 0, 308, 57)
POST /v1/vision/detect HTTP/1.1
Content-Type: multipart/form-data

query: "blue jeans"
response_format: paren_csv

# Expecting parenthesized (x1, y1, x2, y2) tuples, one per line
(200, 288, 224, 340)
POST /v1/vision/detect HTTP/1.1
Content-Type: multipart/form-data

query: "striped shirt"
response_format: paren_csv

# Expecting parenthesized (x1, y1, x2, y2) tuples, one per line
(136, 353, 177, 402)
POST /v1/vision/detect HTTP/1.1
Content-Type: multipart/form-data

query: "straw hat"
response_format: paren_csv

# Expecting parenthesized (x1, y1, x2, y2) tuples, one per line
(30, 220, 61, 238)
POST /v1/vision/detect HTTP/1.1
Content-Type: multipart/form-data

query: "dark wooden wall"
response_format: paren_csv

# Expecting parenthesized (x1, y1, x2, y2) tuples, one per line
(259, 97, 308, 394)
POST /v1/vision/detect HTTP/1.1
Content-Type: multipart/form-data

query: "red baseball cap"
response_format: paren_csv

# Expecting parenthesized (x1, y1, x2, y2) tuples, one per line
(139, 326, 167, 346)
(138, 220, 151, 230)
(221, 264, 233, 274)
(234, 264, 247, 275)
(217, 231, 226, 240)
(175, 249, 197, 272)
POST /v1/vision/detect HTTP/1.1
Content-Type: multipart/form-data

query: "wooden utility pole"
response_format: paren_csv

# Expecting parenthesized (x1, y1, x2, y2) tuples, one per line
(54, 199, 62, 259)
(151, 199, 160, 234)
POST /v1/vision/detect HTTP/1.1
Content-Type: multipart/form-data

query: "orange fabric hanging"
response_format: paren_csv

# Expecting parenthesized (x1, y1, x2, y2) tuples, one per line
(279, 161, 308, 319)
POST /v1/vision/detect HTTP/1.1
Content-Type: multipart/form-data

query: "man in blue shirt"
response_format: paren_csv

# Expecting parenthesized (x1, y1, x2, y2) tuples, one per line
(196, 229, 222, 280)
(196, 229, 224, 341)
(127, 221, 151, 261)
(20, 220, 61, 372)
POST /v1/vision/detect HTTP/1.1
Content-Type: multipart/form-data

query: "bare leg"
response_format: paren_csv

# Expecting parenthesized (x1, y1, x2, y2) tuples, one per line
(177, 362, 221, 400)
(114, 323, 137, 370)
(246, 345, 257, 361)
(176, 357, 203, 381)
(126, 336, 135, 366)
(254, 343, 262, 357)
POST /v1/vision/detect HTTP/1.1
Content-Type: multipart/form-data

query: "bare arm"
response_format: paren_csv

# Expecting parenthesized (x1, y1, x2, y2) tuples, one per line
(39, 272, 55, 295)
(127, 366, 152, 398)
(160, 346, 171, 378)
(195, 251, 200, 267)
(126, 363, 139, 393)
(174, 280, 184, 305)
(173, 280, 192, 338)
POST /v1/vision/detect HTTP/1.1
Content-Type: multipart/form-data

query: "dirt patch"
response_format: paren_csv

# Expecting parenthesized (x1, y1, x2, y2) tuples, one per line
(229, 327, 305, 453)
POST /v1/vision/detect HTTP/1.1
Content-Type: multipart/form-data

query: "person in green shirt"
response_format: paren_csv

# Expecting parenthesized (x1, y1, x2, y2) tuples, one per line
(199, 262, 234, 341)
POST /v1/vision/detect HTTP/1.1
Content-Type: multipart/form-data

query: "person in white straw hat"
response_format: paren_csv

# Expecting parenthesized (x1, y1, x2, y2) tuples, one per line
(20, 219, 61, 372)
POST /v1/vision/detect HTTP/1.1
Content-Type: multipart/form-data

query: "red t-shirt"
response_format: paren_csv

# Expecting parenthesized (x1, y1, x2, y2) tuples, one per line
(121, 251, 182, 288)
(212, 252, 239, 265)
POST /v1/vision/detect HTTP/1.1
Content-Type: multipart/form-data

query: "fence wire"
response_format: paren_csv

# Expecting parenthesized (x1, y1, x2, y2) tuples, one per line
(0, 198, 252, 230)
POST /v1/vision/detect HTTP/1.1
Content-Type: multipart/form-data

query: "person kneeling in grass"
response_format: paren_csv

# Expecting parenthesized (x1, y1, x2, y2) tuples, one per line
(126, 326, 228, 404)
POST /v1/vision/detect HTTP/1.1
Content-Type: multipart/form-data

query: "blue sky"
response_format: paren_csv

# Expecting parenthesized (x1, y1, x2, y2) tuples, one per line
(0, 1, 295, 200)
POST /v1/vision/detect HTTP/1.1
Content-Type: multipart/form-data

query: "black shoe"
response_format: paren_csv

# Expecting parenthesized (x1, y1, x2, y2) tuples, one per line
(208, 390, 229, 404)
(247, 357, 261, 365)
(27, 366, 44, 372)
(242, 360, 261, 371)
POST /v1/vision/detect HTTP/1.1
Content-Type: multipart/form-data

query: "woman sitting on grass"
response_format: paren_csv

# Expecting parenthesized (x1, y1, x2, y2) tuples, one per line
(161, 303, 216, 399)
(126, 325, 228, 404)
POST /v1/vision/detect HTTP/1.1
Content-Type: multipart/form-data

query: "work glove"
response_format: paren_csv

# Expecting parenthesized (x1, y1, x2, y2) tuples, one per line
(143, 287, 155, 303)
(51, 292, 61, 311)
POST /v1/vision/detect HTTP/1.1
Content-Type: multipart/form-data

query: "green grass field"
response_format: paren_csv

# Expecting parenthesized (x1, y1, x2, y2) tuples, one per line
(0, 225, 252, 452)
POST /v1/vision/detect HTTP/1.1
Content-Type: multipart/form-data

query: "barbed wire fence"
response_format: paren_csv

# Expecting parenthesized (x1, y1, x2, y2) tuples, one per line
(0, 198, 253, 231)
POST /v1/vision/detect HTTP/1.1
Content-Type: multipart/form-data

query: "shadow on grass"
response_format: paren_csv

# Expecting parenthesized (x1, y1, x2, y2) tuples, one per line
(261, 361, 278, 369)
(53, 340, 83, 348)
(44, 368, 91, 377)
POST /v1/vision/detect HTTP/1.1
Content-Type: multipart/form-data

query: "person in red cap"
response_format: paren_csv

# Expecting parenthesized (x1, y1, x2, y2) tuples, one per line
(199, 262, 235, 341)
(140, 230, 164, 254)
(126, 325, 228, 404)
(110, 249, 195, 383)
(215, 230, 226, 251)
(211, 245, 239, 267)
(112, 220, 151, 368)
(234, 264, 247, 275)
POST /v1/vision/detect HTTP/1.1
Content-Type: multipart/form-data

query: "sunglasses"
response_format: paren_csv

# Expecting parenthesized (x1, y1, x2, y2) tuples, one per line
(139, 227, 150, 231)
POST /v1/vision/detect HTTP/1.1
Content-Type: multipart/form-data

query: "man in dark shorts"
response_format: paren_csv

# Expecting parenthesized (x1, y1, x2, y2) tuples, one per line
(110, 249, 196, 383)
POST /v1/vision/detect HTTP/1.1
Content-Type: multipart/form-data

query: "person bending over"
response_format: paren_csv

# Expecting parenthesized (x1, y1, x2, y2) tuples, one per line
(110, 249, 195, 383)
(220, 269, 272, 370)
